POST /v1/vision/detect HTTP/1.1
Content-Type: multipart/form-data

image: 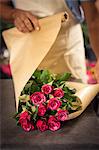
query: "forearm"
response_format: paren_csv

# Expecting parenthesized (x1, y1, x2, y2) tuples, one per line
(87, 17, 99, 59)
(89, 23, 99, 59)
(81, 1, 99, 59)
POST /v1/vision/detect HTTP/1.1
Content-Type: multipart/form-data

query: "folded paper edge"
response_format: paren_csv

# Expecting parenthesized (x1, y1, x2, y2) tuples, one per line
(68, 83, 99, 120)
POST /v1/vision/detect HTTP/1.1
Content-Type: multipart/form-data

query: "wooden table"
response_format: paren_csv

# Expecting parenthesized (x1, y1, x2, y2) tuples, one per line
(0, 79, 99, 150)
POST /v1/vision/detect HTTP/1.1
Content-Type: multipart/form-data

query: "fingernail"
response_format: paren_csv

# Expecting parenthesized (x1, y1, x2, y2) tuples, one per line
(36, 27, 40, 31)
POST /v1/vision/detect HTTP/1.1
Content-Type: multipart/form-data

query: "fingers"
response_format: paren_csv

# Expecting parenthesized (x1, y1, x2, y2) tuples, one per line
(14, 17, 29, 33)
(24, 18, 33, 31)
(26, 12, 40, 31)
(13, 10, 40, 33)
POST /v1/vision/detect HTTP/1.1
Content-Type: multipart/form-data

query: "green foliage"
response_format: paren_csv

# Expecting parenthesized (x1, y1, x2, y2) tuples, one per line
(40, 70, 53, 84)
(56, 72, 71, 82)
(32, 107, 38, 121)
(21, 70, 71, 95)
(17, 69, 82, 123)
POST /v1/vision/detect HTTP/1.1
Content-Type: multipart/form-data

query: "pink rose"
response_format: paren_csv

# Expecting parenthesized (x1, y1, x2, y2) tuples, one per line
(21, 121, 34, 132)
(19, 111, 30, 122)
(36, 120, 48, 132)
(53, 88, 64, 98)
(19, 111, 34, 132)
(56, 110, 68, 121)
(41, 84, 53, 95)
(48, 98, 62, 110)
(48, 116, 60, 131)
(30, 92, 46, 105)
(38, 104, 46, 116)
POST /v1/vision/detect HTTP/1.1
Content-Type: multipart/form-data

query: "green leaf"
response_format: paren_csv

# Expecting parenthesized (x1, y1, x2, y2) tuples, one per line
(14, 119, 20, 125)
(40, 70, 52, 83)
(19, 94, 30, 102)
(26, 80, 33, 88)
(30, 84, 40, 94)
(63, 86, 76, 95)
(64, 94, 76, 102)
(62, 102, 67, 107)
(21, 80, 33, 95)
(33, 70, 42, 80)
(62, 105, 67, 110)
(50, 110, 57, 115)
(26, 101, 32, 107)
(22, 105, 27, 111)
(13, 112, 20, 119)
(31, 106, 36, 113)
(32, 107, 38, 121)
(56, 72, 71, 82)
(48, 80, 54, 86)
(49, 94, 54, 99)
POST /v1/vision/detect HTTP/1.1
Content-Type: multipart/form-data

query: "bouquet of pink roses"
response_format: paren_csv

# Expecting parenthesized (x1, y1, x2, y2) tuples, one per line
(14, 70, 82, 132)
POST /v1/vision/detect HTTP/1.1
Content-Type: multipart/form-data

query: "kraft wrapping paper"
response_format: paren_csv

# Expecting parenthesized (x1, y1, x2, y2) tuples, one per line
(66, 82, 99, 119)
(3, 12, 99, 120)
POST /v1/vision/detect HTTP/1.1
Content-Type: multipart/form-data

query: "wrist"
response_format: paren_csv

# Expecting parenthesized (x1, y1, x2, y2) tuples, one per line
(10, 9, 19, 22)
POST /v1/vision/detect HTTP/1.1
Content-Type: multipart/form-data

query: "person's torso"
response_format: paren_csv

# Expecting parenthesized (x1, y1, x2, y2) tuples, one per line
(13, 0, 67, 18)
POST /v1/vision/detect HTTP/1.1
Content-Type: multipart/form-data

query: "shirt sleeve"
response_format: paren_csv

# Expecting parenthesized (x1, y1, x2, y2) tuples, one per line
(66, 0, 95, 23)
(79, 0, 95, 3)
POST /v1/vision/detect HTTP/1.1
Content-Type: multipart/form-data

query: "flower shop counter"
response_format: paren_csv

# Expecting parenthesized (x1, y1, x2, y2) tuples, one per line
(0, 79, 99, 150)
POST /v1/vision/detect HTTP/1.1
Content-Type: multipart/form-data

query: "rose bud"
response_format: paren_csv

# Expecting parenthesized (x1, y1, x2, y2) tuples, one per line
(53, 88, 64, 98)
(56, 110, 68, 121)
(41, 84, 53, 95)
(48, 116, 60, 131)
(36, 120, 48, 132)
(38, 104, 46, 116)
(48, 98, 62, 110)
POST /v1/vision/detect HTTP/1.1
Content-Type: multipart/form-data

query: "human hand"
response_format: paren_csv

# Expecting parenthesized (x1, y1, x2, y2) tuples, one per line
(12, 9, 40, 33)
(94, 58, 99, 83)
